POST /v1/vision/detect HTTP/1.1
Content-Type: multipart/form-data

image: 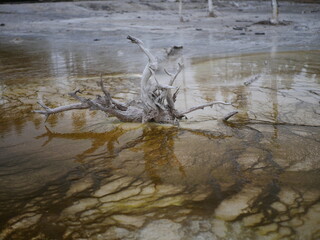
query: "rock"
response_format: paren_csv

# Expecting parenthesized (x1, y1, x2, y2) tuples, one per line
(100, 186, 141, 203)
(66, 176, 94, 197)
(293, 25, 309, 31)
(112, 214, 146, 228)
(214, 186, 261, 221)
(190, 221, 200, 234)
(93, 176, 134, 197)
(233, 26, 245, 30)
(155, 184, 183, 195)
(194, 232, 217, 240)
(211, 219, 227, 238)
(271, 202, 287, 212)
(279, 226, 292, 237)
(60, 198, 99, 220)
(243, 213, 264, 227)
(0, 213, 42, 239)
(278, 188, 299, 206)
(258, 223, 278, 235)
(199, 221, 211, 232)
(236, 148, 260, 170)
(96, 227, 134, 240)
(139, 219, 184, 240)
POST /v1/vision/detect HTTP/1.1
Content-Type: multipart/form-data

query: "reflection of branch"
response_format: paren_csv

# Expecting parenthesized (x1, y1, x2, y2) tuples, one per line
(35, 126, 53, 147)
(35, 126, 132, 161)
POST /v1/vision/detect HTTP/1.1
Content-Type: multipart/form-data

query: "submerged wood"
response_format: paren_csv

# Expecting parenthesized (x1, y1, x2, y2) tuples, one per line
(34, 36, 234, 124)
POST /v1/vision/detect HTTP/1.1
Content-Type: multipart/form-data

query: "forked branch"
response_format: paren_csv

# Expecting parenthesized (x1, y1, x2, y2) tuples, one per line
(34, 36, 236, 125)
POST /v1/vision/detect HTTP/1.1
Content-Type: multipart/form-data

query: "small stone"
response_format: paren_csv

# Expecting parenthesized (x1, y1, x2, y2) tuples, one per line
(199, 221, 211, 232)
(195, 232, 217, 240)
(259, 223, 278, 235)
(60, 198, 99, 219)
(293, 25, 309, 31)
(140, 219, 184, 240)
(190, 221, 200, 234)
(214, 186, 261, 221)
(192, 193, 209, 202)
(0, 23, 5, 27)
(233, 26, 244, 30)
(93, 176, 134, 197)
(279, 226, 292, 236)
(112, 214, 146, 228)
(66, 177, 93, 197)
(98, 227, 133, 239)
(243, 213, 264, 227)
(278, 188, 299, 205)
(211, 219, 227, 238)
(100, 186, 141, 202)
(290, 217, 304, 227)
(271, 202, 287, 212)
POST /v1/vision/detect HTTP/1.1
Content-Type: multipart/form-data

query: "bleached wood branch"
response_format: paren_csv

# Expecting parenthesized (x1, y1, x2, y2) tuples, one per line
(34, 36, 238, 126)
(33, 100, 90, 117)
(179, 0, 184, 22)
(208, 0, 216, 17)
(165, 63, 183, 110)
(270, 0, 279, 24)
(127, 35, 159, 118)
(179, 101, 231, 116)
(223, 111, 238, 121)
(98, 74, 127, 111)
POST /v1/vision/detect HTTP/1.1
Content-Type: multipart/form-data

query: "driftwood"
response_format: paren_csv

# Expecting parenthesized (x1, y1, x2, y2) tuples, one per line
(208, 0, 216, 17)
(34, 36, 234, 125)
(270, 0, 279, 25)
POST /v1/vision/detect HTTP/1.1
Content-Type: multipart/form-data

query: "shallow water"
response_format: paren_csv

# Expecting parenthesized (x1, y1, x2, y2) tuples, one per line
(0, 38, 320, 240)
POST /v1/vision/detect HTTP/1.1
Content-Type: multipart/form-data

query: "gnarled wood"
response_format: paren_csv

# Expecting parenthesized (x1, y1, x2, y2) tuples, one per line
(34, 36, 236, 125)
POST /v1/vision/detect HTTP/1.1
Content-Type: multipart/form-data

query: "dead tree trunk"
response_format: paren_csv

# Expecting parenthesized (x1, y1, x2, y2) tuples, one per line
(34, 36, 233, 125)
(208, 0, 216, 17)
(270, 0, 279, 24)
(179, 0, 184, 22)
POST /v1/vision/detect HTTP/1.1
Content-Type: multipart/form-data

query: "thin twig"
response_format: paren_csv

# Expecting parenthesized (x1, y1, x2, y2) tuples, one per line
(180, 101, 231, 115)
